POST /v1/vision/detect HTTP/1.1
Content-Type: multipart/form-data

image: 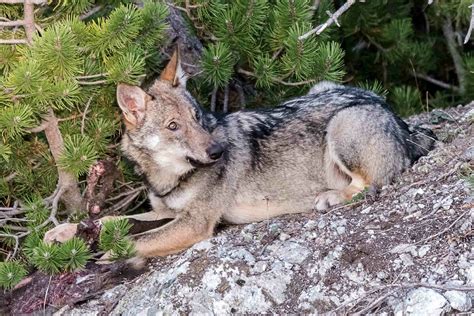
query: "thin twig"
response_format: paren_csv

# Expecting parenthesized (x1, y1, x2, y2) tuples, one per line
(28, 121, 49, 133)
(76, 73, 107, 80)
(105, 185, 146, 202)
(415, 209, 470, 245)
(43, 275, 53, 313)
(411, 72, 460, 91)
(353, 289, 397, 315)
(0, 0, 46, 3)
(81, 97, 93, 135)
(299, 0, 357, 40)
(78, 80, 109, 85)
(0, 20, 24, 27)
(0, 39, 28, 44)
(223, 84, 229, 113)
(210, 86, 218, 112)
(79, 5, 103, 20)
(464, 3, 474, 44)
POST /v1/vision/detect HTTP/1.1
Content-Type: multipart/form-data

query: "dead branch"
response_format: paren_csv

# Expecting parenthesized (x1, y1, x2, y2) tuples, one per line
(0, 39, 28, 44)
(411, 72, 460, 91)
(464, 3, 474, 44)
(442, 16, 466, 95)
(210, 86, 218, 112)
(80, 97, 93, 135)
(415, 209, 470, 245)
(0, 0, 46, 3)
(0, 20, 24, 27)
(79, 5, 103, 20)
(299, 0, 357, 40)
(223, 85, 229, 113)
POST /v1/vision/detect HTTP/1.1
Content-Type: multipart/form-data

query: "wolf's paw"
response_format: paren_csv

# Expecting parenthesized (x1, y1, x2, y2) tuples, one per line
(43, 223, 78, 244)
(314, 190, 346, 211)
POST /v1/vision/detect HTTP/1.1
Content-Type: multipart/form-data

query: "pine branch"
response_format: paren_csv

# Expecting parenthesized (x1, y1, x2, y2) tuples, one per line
(464, 3, 474, 44)
(442, 16, 467, 95)
(299, 0, 357, 40)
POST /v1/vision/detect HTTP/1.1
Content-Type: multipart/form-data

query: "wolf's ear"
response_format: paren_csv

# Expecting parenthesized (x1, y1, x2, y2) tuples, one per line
(116, 84, 149, 127)
(160, 48, 187, 87)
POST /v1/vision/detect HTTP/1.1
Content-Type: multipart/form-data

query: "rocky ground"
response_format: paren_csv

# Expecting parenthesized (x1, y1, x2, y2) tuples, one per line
(4, 102, 474, 315)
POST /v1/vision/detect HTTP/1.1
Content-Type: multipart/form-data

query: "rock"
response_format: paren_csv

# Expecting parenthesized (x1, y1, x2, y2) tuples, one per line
(417, 245, 430, 257)
(401, 288, 449, 315)
(444, 290, 472, 311)
(268, 241, 310, 264)
(15, 103, 474, 316)
(390, 243, 416, 254)
(399, 253, 414, 267)
(440, 196, 453, 210)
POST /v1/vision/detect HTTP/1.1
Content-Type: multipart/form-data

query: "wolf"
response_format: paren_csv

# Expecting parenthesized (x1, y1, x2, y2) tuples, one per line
(45, 50, 435, 258)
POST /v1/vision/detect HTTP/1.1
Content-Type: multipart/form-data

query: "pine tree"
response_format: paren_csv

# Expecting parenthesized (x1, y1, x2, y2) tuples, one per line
(339, 0, 474, 114)
(0, 0, 473, 290)
(0, 0, 167, 287)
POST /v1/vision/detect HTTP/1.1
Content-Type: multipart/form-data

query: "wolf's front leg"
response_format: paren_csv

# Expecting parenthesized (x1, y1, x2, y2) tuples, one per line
(131, 214, 216, 257)
(43, 209, 176, 244)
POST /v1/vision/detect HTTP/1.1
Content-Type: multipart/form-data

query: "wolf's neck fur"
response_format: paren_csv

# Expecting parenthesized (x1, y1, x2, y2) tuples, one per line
(142, 164, 195, 197)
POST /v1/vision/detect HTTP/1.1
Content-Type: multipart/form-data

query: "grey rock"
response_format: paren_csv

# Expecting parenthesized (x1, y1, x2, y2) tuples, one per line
(401, 288, 449, 315)
(444, 290, 472, 311)
(268, 241, 310, 264)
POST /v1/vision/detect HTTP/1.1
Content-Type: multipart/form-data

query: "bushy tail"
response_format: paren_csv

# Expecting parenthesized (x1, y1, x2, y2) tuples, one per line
(407, 125, 437, 162)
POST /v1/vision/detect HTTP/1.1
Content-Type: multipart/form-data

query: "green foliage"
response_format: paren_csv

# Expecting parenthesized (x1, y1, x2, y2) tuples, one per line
(202, 42, 235, 87)
(30, 241, 63, 274)
(99, 219, 135, 260)
(24, 196, 50, 227)
(0, 261, 27, 290)
(0, 104, 36, 140)
(390, 85, 422, 117)
(340, 0, 471, 114)
(58, 237, 92, 271)
(58, 134, 99, 177)
(357, 80, 388, 99)
(87, 5, 143, 55)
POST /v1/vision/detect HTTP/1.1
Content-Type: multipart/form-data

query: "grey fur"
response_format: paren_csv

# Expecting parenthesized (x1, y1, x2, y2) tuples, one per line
(44, 74, 436, 258)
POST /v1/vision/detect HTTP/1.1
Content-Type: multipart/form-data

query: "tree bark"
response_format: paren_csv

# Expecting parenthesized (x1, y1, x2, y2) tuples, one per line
(442, 17, 466, 95)
(43, 109, 83, 211)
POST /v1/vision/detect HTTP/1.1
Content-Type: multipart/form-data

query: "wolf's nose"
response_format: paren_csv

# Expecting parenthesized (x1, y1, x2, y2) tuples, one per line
(207, 143, 224, 160)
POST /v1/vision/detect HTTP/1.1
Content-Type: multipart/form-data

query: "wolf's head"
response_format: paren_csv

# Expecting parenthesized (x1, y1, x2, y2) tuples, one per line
(117, 50, 224, 176)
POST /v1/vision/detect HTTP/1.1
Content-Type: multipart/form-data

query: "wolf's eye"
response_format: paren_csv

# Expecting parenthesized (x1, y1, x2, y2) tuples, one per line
(167, 121, 178, 131)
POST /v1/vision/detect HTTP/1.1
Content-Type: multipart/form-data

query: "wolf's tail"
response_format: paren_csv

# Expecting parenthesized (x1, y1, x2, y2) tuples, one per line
(406, 125, 437, 162)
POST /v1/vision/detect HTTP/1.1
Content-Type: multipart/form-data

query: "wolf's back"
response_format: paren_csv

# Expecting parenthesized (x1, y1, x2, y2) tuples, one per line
(307, 81, 436, 162)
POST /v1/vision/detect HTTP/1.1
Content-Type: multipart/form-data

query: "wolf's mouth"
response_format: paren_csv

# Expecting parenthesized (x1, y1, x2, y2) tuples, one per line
(186, 157, 216, 168)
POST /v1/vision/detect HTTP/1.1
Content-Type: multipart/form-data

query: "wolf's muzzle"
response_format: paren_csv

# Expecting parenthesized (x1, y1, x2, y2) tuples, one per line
(206, 143, 224, 161)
